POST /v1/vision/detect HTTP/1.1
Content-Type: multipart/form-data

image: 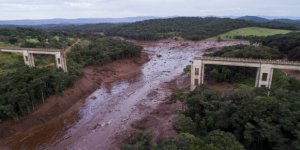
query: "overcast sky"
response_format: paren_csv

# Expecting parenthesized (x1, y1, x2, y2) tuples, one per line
(0, 0, 299, 20)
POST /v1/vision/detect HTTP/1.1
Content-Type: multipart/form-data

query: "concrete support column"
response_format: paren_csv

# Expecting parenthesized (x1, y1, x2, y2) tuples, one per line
(255, 67, 260, 87)
(55, 52, 68, 72)
(255, 64, 274, 89)
(191, 60, 204, 91)
(23, 50, 35, 67)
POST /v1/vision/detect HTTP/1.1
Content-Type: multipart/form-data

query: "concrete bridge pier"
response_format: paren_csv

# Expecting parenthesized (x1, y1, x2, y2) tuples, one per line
(23, 50, 35, 67)
(55, 52, 68, 72)
(255, 64, 274, 89)
(190, 60, 204, 91)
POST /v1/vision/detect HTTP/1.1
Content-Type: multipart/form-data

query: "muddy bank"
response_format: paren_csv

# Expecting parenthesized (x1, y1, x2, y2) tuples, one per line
(0, 53, 149, 149)
(120, 75, 190, 146)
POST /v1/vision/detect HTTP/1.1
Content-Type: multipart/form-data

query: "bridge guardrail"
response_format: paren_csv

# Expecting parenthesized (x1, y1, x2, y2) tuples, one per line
(195, 56, 300, 66)
(0, 47, 62, 52)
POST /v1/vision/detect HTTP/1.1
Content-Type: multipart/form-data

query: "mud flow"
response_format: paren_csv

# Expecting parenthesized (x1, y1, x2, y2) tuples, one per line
(0, 40, 248, 150)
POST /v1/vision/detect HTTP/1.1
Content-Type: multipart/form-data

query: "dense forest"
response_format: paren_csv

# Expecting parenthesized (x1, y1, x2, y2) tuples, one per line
(0, 30, 142, 121)
(0, 27, 76, 49)
(242, 32, 300, 60)
(125, 77, 300, 150)
(68, 37, 142, 66)
(36, 23, 121, 33)
(105, 17, 300, 40)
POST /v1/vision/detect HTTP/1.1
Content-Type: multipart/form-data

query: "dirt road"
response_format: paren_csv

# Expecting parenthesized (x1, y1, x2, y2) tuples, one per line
(0, 40, 248, 150)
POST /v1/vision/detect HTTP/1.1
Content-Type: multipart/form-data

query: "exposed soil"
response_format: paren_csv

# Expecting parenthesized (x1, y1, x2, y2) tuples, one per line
(205, 79, 235, 91)
(0, 39, 248, 150)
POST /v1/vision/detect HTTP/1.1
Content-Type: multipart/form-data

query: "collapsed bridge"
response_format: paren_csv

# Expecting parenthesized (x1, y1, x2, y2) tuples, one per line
(0, 47, 68, 72)
(191, 56, 300, 91)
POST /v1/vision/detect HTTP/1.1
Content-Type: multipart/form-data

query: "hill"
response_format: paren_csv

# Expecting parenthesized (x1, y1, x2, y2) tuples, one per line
(0, 16, 158, 25)
(238, 16, 269, 22)
(106, 17, 300, 40)
(273, 19, 300, 23)
(209, 27, 292, 40)
(106, 17, 258, 40)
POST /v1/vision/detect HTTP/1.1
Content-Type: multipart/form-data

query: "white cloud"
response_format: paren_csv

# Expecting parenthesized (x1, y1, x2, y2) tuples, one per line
(0, 0, 298, 20)
(63, 1, 93, 8)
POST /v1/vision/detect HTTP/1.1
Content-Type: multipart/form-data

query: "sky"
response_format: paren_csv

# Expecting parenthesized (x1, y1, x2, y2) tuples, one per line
(0, 0, 299, 20)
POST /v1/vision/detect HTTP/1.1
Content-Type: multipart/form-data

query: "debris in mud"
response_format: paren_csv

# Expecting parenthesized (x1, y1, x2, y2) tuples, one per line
(131, 116, 160, 130)
(93, 123, 102, 130)
(181, 43, 189, 47)
(91, 96, 97, 100)
(156, 54, 162, 58)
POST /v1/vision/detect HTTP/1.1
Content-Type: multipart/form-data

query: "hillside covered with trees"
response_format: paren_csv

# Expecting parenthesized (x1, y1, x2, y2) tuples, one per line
(248, 32, 300, 60)
(105, 17, 300, 40)
(0, 27, 76, 49)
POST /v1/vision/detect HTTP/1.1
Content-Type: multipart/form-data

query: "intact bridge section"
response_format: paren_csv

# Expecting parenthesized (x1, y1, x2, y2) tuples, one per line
(0, 47, 68, 72)
(191, 56, 300, 91)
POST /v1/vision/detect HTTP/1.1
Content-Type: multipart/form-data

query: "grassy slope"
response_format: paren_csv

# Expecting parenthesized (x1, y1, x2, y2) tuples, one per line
(209, 27, 292, 40)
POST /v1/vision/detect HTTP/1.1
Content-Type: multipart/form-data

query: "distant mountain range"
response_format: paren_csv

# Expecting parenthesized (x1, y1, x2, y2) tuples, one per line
(237, 16, 300, 23)
(0, 16, 299, 25)
(0, 16, 159, 25)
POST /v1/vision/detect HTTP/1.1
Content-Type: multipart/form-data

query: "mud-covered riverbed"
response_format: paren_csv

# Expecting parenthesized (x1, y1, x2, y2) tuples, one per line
(0, 40, 248, 150)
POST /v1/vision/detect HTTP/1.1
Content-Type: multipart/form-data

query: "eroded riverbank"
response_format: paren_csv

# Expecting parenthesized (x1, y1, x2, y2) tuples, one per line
(0, 40, 248, 150)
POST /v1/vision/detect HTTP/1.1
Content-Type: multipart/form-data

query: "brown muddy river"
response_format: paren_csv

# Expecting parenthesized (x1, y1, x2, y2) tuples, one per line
(1, 40, 248, 150)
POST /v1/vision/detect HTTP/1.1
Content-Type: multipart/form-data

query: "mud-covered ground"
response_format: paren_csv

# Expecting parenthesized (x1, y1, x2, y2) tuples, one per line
(0, 39, 248, 150)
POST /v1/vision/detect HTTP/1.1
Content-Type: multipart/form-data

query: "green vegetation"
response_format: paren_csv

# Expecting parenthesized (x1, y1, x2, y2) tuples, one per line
(68, 37, 142, 66)
(106, 17, 256, 40)
(246, 32, 300, 60)
(0, 52, 24, 75)
(170, 80, 300, 150)
(106, 17, 300, 41)
(0, 27, 76, 49)
(0, 36, 142, 121)
(124, 131, 244, 150)
(209, 27, 291, 40)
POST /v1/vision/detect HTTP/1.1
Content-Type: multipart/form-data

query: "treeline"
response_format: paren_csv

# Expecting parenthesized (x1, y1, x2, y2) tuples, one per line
(68, 37, 142, 66)
(0, 67, 75, 121)
(0, 27, 75, 49)
(124, 70, 300, 150)
(240, 32, 300, 60)
(0, 37, 142, 121)
(170, 78, 300, 150)
(36, 23, 121, 33)
(105, 17, 300, 41)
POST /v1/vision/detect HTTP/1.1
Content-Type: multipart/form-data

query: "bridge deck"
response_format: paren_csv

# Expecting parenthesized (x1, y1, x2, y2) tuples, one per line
(195, 56, 300, 66)
(0, 47, 62, 52)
